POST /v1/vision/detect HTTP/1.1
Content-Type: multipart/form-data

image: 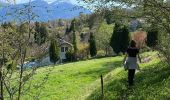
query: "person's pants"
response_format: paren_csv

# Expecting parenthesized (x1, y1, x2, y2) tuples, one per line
(128, 69, 136, 86)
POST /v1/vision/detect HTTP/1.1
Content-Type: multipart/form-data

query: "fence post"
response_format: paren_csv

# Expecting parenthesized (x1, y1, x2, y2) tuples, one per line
(101, 74, 104, 100)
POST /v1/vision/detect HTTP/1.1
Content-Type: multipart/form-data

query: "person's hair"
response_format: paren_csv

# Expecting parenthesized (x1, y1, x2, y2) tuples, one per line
(130, 40, 136, 47)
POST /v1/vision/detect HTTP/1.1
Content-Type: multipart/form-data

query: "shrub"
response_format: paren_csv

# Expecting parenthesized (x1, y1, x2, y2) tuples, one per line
(156, 32, 170, 63)
(65, 50, 74, 62)
(49, 39, 60, 64)
(146, 29, 158, 48)
(96, 50, 105, 57)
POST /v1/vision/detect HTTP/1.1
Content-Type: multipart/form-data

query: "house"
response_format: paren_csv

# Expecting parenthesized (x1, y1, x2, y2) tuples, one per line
(59, 38, 73, 61)
(27, 38, 73, 67)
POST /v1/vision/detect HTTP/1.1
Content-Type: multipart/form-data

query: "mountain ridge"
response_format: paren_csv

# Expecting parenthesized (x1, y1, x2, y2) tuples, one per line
(0, 0, 91, 22)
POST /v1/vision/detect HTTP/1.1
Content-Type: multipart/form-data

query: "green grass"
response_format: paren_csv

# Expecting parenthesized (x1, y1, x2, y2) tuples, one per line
(21, 52, 170, 100)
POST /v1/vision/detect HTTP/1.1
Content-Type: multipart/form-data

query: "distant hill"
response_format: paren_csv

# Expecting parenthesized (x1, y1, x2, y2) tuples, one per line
(0, 0, 91, 22)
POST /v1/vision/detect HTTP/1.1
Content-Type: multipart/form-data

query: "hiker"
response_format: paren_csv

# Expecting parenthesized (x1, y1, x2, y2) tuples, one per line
(123, 40, 141, 86)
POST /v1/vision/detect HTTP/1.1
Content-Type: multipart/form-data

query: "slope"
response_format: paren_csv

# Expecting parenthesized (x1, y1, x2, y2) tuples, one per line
(17, 51, 170, 100)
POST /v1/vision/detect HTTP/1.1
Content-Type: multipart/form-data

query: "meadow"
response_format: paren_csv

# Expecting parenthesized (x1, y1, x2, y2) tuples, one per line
(22, 52, 170, 100)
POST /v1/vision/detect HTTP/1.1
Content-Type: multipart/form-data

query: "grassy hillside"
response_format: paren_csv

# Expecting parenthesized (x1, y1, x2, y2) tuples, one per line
(22, 52, 170, 100)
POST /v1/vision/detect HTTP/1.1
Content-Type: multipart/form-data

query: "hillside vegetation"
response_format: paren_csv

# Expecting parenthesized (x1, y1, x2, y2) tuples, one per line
(20, 51, 170, 100)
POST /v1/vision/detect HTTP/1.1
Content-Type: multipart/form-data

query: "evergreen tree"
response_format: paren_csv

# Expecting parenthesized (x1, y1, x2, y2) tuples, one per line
(39, 23, 47, 44)
(70, 18, 76, 32)
(120, 26, 130, 53)
(70, 19, 78, 60)
(49, 39, 60, 64)
(146, 28, 158, 48)
(72, 30, 77, 60)
(65, 26, 70, 34)
(110, 23, 122, 54)
(34, 22, 47, 45)
(110, 23, 130, 54)
(89, 32, 97, 57)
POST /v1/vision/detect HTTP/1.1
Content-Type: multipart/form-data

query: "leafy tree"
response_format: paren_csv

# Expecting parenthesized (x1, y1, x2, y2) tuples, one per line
(96, 21, 113, 55)
(87, 13, 103, 30)
(81, 0, 170, 62)
(104, 9, 115, 24)
(17, 22, 29, 35)
(49, 39, 60, 64)
(89, 32, 97, 57)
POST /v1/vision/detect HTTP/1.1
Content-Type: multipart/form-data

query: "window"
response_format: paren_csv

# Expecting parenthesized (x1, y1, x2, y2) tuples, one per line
(61, 47, 64, 52)
(65, 47, 68, 52)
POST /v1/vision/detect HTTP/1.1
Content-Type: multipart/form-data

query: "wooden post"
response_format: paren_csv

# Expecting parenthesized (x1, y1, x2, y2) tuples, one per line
(101, 75, 104, 99)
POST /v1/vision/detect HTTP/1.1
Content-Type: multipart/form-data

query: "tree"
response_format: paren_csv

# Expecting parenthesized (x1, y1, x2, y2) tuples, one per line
(81, 0, 170, 62)
(89, 32, 97, 57)
(87, 13, 103, 30)
(120, 26, 130, 53)
(49, 39, 60, 64)
(69, 19, 77, 32)
(110, 23, 130, 54)
(72, 30, 78, 60)
(104, 9, 115, 24)
(110, 23, 122, 54)
(34, 22, 48, 45)
(96, 21, 113, 55)
(70, 19, 78, 60)
(0, 1, 52, 99)
(65, 26, 70, 35)
(146, 27, 158, 48)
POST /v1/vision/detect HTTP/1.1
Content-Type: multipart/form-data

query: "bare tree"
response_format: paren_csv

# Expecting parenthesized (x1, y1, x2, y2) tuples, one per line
(0, 0, 52, 99)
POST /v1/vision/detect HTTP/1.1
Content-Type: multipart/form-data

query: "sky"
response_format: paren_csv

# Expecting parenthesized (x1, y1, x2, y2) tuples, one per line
(15, 0, 79, 4)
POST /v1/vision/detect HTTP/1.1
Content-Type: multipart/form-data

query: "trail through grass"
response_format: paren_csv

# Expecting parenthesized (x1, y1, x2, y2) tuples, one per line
(23, 57, 123, 100)
(21, 52, 170, 100)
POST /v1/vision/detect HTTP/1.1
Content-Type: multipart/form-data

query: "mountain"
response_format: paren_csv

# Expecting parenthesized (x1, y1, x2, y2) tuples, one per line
(0, 1, 7, 7)
(0, 0, 91, 22)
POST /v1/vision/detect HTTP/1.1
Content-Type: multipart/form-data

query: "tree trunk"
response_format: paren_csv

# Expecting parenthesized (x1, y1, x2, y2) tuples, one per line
(0, 70, 4, 100)
(18, 48, 26, 100)
(0, 45, 5, 100)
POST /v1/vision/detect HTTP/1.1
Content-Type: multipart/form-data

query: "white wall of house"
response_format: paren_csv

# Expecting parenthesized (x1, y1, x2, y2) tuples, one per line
(34, 42, 72, 67)
(60, 43, 71, 60)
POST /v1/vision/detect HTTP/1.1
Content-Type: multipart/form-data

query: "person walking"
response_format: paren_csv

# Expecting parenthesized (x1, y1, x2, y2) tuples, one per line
(123, 40, 141, 86)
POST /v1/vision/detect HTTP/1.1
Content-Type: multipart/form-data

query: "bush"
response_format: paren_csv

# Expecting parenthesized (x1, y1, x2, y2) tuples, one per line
(140, 45, 152, 53)
(65, 50, 74, 62)
(156, 32, 170, 63)
(146, 29, 158, 48)
(96, 50, 105, 57)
